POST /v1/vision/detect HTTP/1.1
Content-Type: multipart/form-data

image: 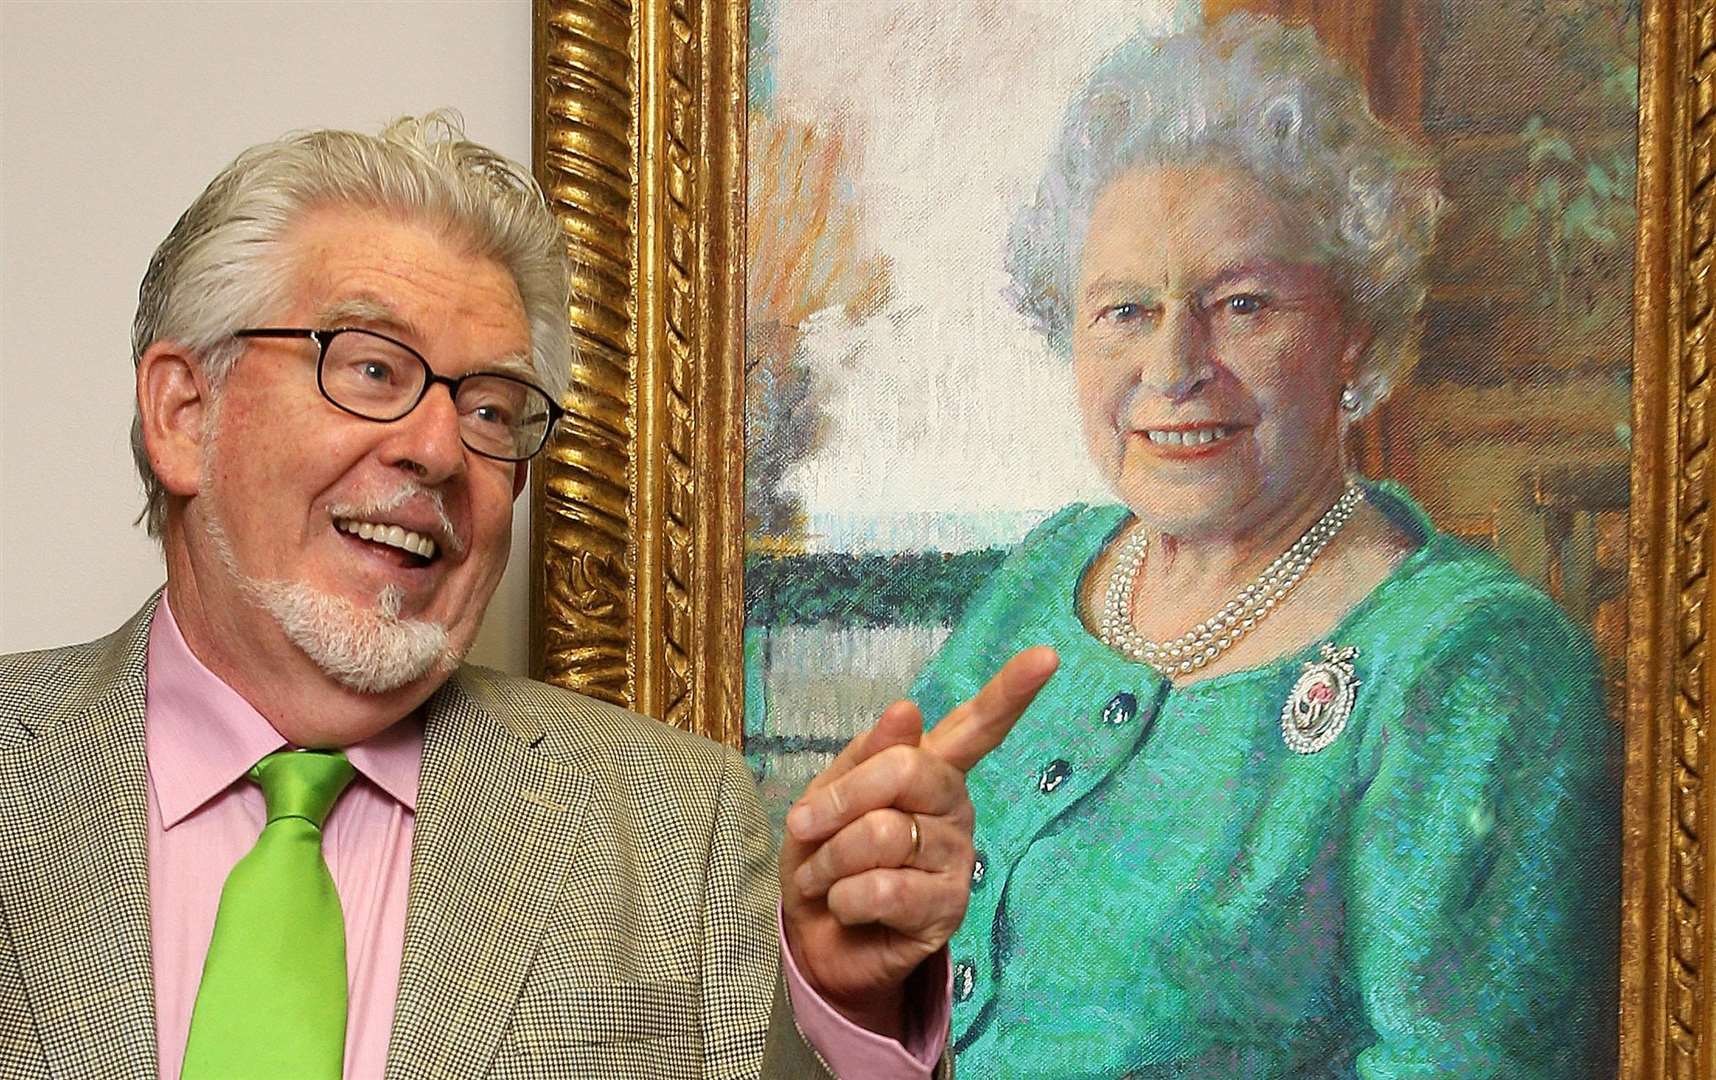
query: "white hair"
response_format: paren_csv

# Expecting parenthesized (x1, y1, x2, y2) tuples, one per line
(132, 110, 571, 537)
(1008, 15, 1443, 415)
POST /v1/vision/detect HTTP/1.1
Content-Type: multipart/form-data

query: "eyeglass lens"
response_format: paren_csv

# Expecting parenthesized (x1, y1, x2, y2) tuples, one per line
(319, 329, 552, 460)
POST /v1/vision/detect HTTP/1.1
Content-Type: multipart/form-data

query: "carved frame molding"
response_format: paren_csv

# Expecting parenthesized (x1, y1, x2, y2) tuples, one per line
(1624, 4, 1716, 1076)
(531, 0, 1714, 1073)
(531, 0, 744, 744)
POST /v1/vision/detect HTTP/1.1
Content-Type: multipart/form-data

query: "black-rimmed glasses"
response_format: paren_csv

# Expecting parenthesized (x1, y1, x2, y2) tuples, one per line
(234, 327, 564, 462)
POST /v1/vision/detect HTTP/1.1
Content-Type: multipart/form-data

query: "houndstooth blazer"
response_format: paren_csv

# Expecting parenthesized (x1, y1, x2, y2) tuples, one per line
(0, 597, 919, 1079)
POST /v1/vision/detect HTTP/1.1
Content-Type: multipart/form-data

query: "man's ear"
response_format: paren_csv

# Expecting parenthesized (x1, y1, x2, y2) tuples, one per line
(136, 342, 213, 497)
(511, 460, 529, 500)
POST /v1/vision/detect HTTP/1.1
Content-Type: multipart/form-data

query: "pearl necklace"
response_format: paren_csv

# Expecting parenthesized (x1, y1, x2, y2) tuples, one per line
(1100, 484, 1365, 676)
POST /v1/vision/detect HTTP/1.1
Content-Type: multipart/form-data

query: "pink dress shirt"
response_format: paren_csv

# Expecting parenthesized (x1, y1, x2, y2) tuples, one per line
(146, 599, 417, 1079)
(144, 598, 942, 1078)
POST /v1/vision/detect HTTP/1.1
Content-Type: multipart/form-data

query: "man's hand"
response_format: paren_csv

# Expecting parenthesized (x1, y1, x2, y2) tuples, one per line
(779, 646, 1059, 1038)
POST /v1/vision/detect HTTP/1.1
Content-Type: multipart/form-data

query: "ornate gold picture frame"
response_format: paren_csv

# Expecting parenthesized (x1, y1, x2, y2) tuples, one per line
(530, 0, 1713, 1073)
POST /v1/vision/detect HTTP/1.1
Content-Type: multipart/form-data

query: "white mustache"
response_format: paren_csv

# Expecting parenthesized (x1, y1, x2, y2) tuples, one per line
(328, 482, 464, 558)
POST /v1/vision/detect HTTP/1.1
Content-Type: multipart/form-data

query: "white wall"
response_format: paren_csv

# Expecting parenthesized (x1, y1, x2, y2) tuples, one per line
(1, 0, 537, 674)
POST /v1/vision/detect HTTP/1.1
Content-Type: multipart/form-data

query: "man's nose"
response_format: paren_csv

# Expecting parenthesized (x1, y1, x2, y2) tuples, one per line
(379, 384, 466, 482)
(1134, 303, 1214, 402)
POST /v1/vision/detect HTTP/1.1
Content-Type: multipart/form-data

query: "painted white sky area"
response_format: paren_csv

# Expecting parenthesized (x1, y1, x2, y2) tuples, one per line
(765, 0, 1191, 551)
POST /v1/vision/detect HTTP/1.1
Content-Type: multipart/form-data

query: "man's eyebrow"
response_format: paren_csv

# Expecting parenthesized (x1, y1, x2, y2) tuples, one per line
(484, 352, 540, 382)
(315, 297, 419, 339)
(316, 298, 541, 383)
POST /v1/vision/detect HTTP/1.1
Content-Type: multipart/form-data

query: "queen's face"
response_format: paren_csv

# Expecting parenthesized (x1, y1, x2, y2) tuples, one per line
(1071, 163, 1369, 541)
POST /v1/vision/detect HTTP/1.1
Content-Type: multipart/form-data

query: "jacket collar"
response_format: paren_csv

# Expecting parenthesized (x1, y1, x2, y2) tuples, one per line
(384, 670, 591, 1078)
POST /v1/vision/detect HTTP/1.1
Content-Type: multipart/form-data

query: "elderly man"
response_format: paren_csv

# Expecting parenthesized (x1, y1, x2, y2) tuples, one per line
(0, 115, 1055, 1078)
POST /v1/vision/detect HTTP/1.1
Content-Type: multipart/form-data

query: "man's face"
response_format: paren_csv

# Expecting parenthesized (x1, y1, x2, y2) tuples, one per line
(180, 206, 531, 716)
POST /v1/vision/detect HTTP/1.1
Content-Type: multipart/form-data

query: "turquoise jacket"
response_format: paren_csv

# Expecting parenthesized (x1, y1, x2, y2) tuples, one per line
(913, 485, 1620, 1078)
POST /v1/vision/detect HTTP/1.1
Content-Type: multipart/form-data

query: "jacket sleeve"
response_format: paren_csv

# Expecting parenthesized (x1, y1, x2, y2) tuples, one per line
(696, 743, 801, 1078)
(1344, 598, 1621, 1078)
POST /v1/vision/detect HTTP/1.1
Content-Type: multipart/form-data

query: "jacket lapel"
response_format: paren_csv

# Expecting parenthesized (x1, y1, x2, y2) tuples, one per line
(0, 603, 157, 1079)
(385, 673, 590, 1079)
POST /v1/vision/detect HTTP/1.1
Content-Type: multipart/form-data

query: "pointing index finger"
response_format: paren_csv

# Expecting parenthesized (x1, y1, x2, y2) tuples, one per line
(922, 646, 1058, 773)
(805, 699, 923, 794)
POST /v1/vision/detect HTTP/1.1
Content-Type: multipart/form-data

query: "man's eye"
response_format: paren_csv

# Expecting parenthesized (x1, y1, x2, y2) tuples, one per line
(468, 402, 515, 427)
(333, 353, 405, 384)
(1223, 293, 1268, 315)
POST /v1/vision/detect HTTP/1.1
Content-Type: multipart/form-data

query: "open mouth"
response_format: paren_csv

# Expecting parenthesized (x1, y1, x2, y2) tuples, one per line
(1132, 424, 1248, 457)
(334, 517, 438, 567)
(1141, 424, 1241, 447)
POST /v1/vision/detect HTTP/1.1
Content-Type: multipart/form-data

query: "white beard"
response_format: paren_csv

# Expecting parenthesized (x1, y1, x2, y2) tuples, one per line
(198, 448, 461, 694)
(239, 574, 459, 695)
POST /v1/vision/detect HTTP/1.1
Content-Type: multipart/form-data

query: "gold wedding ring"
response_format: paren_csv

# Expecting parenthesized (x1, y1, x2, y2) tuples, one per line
(906, 812, 924, 867)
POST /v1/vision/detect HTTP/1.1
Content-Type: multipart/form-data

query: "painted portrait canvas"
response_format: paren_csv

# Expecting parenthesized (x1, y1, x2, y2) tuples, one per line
(740, 0, 1635, 1072)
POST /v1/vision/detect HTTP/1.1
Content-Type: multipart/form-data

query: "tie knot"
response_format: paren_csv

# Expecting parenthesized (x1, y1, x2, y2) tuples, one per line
(250, 750, 356, 829)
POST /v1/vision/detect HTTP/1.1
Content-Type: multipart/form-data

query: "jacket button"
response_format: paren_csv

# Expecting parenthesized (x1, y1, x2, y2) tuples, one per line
(1102, 691, 1137, 725)
(953, 961, 975, 1003)
(971, 852, 987, 887)
(1037, 759, 1071, 793)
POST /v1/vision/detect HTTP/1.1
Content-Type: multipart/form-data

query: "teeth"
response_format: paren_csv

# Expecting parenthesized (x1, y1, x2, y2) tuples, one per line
(1145, 426, 1233, 446)
(335, 518, 438, 561)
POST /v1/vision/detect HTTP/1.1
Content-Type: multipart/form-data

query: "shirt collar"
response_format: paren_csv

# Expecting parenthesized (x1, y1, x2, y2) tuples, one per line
(145, 594, 421, 829)
(347, 712, 421, 810)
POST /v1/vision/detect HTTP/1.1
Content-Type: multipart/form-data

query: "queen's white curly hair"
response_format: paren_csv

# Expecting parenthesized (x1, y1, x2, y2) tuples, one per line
(1006, 15, 1442, 415)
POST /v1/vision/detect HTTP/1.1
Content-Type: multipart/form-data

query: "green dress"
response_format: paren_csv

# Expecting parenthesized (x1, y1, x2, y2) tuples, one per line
(913, 484, 1619, 1078)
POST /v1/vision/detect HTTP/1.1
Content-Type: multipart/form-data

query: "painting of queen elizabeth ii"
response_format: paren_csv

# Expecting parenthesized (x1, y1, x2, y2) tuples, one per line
(746, 4, 1628, 1075)
(905, 14, 1621, 1074)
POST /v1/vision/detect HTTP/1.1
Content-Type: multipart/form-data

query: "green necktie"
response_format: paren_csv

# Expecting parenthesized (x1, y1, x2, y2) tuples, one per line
(182, 749, 357, 1080)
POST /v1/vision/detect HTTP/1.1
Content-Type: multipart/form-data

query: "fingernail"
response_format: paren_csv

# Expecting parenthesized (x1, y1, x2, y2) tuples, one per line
(1013, 648, 1058, 689)
(786, 803, 814, 838)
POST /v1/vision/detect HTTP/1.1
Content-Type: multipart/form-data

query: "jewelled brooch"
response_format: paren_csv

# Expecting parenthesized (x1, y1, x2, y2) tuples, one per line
(1281, 643, 1360, 754)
